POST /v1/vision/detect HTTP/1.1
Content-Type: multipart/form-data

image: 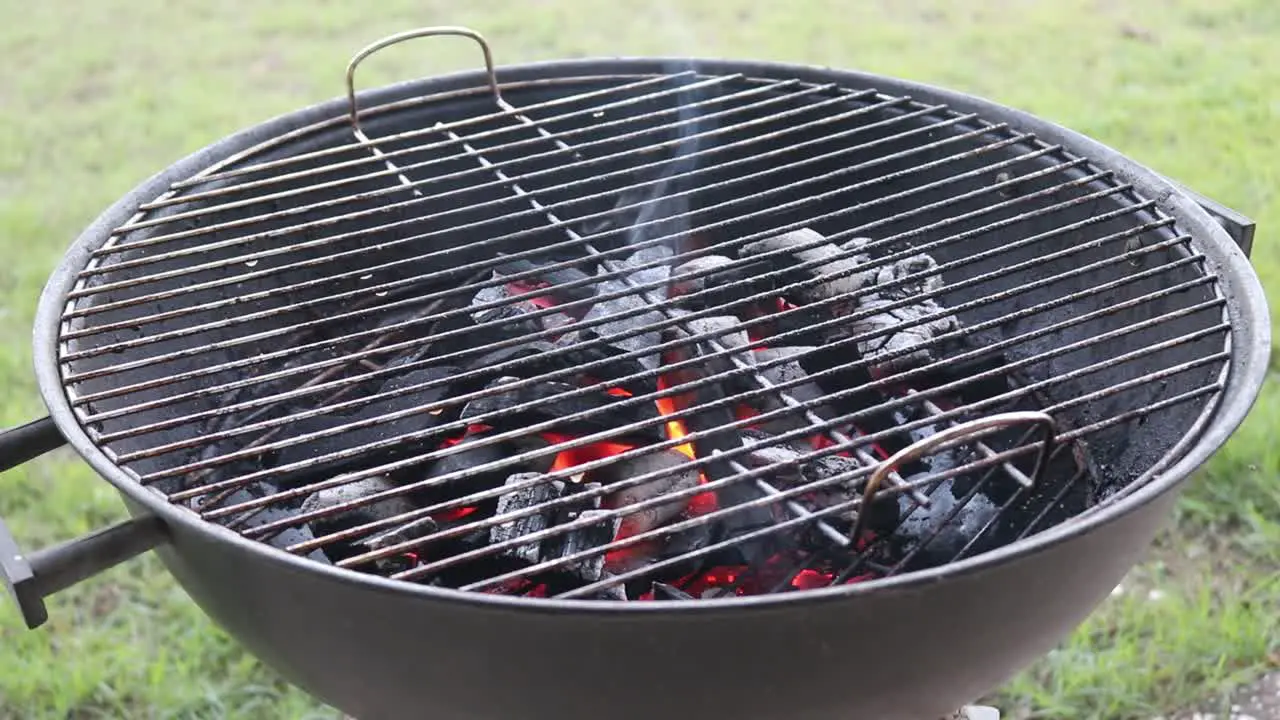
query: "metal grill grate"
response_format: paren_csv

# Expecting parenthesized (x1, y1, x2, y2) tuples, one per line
(56, 30, 1230, 601)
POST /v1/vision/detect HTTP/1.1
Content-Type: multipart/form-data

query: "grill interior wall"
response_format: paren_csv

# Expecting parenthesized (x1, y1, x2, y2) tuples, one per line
(60, 74, 1226, 520)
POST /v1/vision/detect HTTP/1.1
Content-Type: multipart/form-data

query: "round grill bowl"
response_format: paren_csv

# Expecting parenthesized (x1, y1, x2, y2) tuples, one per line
(1, 49, 1269, 720)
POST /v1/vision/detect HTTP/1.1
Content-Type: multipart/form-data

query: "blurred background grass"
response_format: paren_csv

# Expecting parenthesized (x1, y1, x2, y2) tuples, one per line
(0, 1, 1276, 718)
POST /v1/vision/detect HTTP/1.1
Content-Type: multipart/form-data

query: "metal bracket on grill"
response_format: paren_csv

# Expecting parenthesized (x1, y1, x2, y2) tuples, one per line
(1163, 178, 1257, 259)
(344, 26, 505, 193)
(852, 412, 1058, 540)
(345, 25, 504, 128)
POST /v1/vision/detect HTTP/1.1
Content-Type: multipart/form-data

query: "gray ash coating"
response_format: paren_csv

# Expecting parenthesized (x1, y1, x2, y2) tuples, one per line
(895, 477, 1000, 564)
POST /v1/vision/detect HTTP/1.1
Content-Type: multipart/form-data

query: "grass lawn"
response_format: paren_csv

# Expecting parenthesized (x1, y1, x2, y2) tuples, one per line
(1, 1, 1277, 718)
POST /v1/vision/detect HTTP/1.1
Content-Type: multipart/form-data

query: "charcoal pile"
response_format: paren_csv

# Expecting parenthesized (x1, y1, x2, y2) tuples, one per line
(189, 205, 1062, 601)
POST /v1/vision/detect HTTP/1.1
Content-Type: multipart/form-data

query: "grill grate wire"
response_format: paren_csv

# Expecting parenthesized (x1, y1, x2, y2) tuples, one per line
(56, 47, 1230, 600)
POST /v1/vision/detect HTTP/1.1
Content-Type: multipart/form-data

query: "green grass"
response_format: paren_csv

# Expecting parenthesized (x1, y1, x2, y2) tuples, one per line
(1, 1, 1277, 718)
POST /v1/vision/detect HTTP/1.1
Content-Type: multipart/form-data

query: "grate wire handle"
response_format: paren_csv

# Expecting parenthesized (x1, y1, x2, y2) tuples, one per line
(344, 26, 505, 193)
(345, 25, 505, 137)
(851, 411, 1058, 540)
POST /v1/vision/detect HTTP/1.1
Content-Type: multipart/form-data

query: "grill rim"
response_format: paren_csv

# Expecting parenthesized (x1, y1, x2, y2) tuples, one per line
(33, 56, 1270, 613)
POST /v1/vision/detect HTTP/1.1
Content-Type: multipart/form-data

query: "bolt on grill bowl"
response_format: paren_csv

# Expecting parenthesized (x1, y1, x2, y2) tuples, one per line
(0, 27, 1269, 720)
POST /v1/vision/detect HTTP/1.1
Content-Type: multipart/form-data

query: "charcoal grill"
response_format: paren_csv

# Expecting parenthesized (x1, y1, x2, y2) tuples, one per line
(0, 27, 1268, 720)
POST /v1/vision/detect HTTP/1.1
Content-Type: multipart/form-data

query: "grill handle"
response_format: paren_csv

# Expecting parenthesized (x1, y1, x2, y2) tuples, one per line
(0, 417, 167, 630)
(0, 416, 66, 472)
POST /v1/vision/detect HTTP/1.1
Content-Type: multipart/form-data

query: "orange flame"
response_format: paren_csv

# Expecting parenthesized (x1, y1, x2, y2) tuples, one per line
(655, 375, 697, 462)
(526, 375, 721, 514)
(655, 375, 718, 514)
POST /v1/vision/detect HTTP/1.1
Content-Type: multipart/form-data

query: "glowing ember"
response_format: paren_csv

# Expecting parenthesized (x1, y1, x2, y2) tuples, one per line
(609, 562, 880, 601)
(445, 420, 494, 443)
(789, 568, 832, 590)
(440, 424, 493, 447)
(678, 566, 747, 598)
(674, 563, 879, 598)
(810, 423, 891, 460)
(436, 506, 478, 523)
(578, 376, 633, 399)
(394, 506, 482, 567)
(604, 540, 659, 575)
(505, 281, 558, 310)
(541, 432, 636, 474)
(685, 491, 719, 516)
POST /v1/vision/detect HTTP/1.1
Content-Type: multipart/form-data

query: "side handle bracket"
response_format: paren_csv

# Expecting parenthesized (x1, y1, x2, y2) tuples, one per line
(1165, 179, 1257, 258)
